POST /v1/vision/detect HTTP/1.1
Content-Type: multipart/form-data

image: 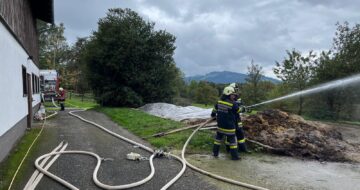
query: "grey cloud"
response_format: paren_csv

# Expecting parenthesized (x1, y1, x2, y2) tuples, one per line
(54, 0, 360, 78)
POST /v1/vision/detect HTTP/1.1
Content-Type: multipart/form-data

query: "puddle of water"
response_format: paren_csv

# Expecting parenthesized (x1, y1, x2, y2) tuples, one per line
(187, 153, 360, 190)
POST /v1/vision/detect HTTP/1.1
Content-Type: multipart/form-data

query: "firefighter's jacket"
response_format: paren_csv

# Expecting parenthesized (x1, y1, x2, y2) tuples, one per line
(211, 98, 240, 135)
(57, 90, 66, 101)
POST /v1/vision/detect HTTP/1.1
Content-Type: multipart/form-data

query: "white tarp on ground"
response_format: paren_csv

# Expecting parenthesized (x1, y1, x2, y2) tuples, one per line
(140, 103, 212, 121)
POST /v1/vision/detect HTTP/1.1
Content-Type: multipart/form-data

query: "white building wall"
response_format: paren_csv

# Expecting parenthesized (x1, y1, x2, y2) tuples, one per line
(0, 22, 40, 136)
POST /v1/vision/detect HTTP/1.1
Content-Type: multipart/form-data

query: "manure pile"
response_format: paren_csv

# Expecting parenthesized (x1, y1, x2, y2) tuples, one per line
(243, 110, 360, 162)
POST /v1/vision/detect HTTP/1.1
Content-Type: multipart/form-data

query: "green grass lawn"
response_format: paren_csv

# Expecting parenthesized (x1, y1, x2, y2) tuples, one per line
(97, 107, 214, 152)
(65, 96, 98, 109)
(0, 128, 41, 189)
(44, 97, 98, 110)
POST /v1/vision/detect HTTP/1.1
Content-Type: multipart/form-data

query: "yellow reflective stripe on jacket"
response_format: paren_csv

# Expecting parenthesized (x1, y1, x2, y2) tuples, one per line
(237, 108, 241, 113)
(238, 138, 246, 143)
(229, 145, 237, 149)
(218, 100, 233, 107)
(218, 128, 236, 133)
(214, 141, 221, 145)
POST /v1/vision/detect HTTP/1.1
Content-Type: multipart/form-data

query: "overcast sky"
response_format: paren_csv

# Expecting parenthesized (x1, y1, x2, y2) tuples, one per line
(54, 0, 360, 78)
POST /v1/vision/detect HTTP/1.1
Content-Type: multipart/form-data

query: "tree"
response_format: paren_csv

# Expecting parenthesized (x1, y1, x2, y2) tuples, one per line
(274, 49, 316, 115)
(38, 21, 70, 70)
(83, 8, 180, 107)
(243, 60, 265, 105)
(332, 22, 360, 74)
(65, 37, 90, 93)
(194, 81, 218, 105)
(309, 22, 360, 119)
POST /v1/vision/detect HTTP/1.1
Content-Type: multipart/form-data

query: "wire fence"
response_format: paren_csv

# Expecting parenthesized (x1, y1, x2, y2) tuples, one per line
(66, 91, 97, 103)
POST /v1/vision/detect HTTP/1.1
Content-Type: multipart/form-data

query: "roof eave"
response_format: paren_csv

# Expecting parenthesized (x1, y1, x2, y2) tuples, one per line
(30, 0, 54, 24)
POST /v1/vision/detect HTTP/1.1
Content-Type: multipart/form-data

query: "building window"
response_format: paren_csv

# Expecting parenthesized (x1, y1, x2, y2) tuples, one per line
(31, 75, 41, 94)
(37, 76, 40, 93)
(22, 66, 27, 96)
(36, 76, 39, 93)
(40, 75, 44, 92)
(32, 73, 35, 94)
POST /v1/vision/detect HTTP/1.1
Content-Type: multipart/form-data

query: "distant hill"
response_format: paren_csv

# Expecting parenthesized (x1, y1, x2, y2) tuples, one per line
(185, 71, 280, 84)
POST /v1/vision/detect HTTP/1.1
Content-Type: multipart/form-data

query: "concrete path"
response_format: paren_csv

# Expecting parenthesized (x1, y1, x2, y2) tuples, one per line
(14, 110, 218, 190)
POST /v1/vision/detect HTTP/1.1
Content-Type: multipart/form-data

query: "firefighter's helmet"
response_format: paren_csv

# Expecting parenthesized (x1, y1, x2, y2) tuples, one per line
(59, 87, 64, 91)
(223, 86, 236, 95)
(229, 83, 240, 93)
(229, 83, 237, 88)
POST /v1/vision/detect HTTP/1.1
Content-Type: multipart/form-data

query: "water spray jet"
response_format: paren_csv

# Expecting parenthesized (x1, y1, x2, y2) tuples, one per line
(248, 73, 360, 108)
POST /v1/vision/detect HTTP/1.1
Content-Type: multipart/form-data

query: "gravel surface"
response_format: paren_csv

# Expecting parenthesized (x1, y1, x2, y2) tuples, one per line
(15, 110, 218, 190)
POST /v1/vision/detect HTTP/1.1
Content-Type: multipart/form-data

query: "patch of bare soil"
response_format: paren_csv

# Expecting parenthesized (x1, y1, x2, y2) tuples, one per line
(242, 109, 360, 162)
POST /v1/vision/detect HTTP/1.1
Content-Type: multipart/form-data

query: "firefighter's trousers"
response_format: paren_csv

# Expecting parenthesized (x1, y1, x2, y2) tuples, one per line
(213, 131, 239, 160)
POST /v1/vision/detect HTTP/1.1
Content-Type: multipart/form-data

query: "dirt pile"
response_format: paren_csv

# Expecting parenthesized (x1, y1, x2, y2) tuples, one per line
(242, 109, 360, 162)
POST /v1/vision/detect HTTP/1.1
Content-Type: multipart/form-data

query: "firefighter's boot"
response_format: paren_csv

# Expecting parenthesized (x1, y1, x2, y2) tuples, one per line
(60, 102, 65, 111)
(238, 143, 250, 153)
(213, 144, 220, 157)
(230, 148, 239, 160)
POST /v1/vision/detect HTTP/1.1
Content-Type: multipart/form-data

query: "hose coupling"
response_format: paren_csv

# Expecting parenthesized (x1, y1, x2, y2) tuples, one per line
(154, 149, 165, 157)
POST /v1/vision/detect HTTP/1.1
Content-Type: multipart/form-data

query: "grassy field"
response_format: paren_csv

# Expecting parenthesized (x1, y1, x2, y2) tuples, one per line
(65, 96, 98, 109)
(0, 128, 41, 189)
(44, 96, 98, 110)
(97, 107, 214, 152)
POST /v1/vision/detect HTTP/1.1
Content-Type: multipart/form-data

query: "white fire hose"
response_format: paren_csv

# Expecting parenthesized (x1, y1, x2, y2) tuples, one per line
(33, 108, 186, 190)
(181, 119, 269, 190)
(17, 98, 267, 190)
(34, 150, 156, 189)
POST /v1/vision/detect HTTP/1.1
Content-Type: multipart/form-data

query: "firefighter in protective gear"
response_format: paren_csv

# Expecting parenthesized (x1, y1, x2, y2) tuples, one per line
(57, 87, 66, 111)
(211, 86, 240, 160)
(225, 83, 249, 153)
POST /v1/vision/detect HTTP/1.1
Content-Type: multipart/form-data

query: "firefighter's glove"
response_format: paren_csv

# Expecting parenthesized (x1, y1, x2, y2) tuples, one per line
(236, 98, 243, 106)
(240, 106, 246, 113)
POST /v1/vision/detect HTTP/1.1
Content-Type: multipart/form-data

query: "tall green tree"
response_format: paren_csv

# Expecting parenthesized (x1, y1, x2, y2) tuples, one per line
(83, 8, 180, 107)
(309, 22, 360, 119)
(243, 60, 265, 105)
(65, 37, 90, 92)
(38, 21, 70, 70)
(274, 49, 316, 115)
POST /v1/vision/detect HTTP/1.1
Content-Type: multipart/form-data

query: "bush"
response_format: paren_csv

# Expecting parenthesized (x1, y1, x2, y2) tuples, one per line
(172, 97, 192, 106)
(83, 8, 181, 107)
(98, 86, 143, 107)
